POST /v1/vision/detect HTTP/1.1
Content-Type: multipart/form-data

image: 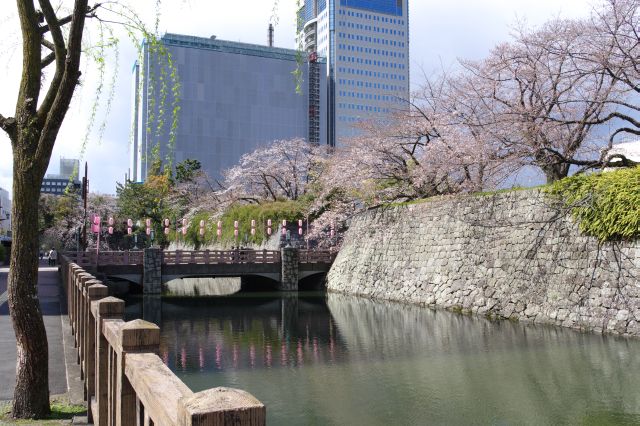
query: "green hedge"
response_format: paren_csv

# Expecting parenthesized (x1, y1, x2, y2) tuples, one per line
(545, 166, 640, 241)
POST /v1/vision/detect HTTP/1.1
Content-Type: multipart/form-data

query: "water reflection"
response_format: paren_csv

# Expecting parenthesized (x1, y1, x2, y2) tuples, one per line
(151, 293, 346, 372)
(125, 292, 640, 425)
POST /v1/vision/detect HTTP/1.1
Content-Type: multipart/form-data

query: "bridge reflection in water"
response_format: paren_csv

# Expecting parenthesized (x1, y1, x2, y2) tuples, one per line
(127, 293, 345, 372)
(125, 292, 640, 425)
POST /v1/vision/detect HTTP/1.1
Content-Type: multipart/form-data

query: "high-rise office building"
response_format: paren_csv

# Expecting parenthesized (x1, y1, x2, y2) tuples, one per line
(299, 0, 410, 145)
(131, 33, 328, 182)
(0, 187, 11, 236)
(41, 157, 81, 195)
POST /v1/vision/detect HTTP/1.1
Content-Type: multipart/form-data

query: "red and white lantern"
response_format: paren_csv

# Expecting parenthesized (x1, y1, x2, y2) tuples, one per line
(127, 227, 132, 235)
(127, 219, 133, 228)
(108, 227, 114, 235)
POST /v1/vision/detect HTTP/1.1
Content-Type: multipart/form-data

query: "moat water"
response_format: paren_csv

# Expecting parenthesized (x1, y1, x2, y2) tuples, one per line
(125, 291, 640, 425)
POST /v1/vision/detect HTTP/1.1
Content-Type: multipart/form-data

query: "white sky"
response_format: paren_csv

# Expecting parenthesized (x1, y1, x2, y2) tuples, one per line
(0, 0, 595, 196)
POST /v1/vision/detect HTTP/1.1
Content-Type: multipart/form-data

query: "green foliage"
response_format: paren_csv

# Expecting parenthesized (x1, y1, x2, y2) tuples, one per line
(116, 178, 175, 247)
(175, 158, 201, 183)
(184, 200, 308, 248)
(545, 167, 640, 241)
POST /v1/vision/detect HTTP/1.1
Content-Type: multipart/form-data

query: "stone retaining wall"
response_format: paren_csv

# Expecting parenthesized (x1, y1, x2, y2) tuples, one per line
(327, 189, 640, 336)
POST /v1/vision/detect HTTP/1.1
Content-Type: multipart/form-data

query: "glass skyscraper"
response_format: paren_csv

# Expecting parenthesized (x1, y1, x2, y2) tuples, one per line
(299, 0, 410, 146)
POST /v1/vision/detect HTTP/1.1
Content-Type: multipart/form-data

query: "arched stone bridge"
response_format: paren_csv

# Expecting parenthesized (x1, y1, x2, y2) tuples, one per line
(64, 248, 336, 292)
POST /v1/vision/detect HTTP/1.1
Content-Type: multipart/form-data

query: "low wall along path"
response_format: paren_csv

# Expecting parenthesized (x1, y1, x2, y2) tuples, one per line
(327, 189, 640, 336)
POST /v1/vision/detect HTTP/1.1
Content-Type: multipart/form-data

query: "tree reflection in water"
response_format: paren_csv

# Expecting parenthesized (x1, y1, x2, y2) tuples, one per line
(123, 292, 640, 425)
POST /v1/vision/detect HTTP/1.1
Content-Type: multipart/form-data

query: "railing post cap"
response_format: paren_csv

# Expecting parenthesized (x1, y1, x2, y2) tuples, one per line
(120, 319, 160, 350)
(87, 283, 109, 298)
(95, 296, 125, 315)
(179, 387, 265, 422)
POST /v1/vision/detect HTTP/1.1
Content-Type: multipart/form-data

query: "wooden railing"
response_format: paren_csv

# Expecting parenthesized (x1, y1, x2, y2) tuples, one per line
(162, 250, 281, 265)
(299, 250, 336, 264)
(60, 256, 266, 425)
(65, 251, 144, 267)
(64, 249, 335, 268)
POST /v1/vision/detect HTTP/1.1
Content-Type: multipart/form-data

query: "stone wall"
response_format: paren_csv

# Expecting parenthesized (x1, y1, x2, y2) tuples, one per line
(327, 189, 640, 336)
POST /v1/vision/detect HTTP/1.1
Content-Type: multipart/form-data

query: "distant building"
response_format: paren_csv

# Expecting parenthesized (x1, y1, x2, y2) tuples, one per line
(131, 32, 328, 183)
(41, 157, 81, 195)
(0, 187, 10, 236)
(298, 0, 410, 144)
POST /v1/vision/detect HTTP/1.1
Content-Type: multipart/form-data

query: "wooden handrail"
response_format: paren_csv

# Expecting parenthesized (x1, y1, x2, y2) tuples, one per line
(63, 248, 335, 267)
(59, 255, 266, 425)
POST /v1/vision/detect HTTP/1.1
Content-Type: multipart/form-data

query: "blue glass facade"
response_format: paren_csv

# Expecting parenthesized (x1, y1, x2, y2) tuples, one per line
(339, 0, 403, 16)
(300, 0, 409, 145)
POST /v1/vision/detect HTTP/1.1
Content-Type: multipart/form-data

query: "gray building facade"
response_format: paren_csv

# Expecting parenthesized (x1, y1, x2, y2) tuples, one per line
(0, 187, 10, 236)
(131, 33, 328, 182)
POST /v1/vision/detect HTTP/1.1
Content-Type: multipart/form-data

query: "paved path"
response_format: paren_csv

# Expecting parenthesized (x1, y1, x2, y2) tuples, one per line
(0, 261, 68, 401)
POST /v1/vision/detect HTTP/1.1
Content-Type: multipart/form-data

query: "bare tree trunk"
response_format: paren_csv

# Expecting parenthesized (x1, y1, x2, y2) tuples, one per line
(542, 163, 570, 184)
(8, 144, 50, 419)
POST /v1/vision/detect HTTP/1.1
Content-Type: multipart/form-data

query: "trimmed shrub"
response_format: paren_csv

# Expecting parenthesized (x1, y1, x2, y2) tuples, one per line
(545, 166, 640, 241)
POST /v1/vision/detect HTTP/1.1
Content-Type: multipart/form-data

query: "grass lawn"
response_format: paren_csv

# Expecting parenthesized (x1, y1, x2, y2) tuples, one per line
(0, 398, 85, 425)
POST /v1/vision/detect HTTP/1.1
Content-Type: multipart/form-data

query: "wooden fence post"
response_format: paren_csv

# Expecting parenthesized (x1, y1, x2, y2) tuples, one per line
(92, 297, 125, 426)
(178, 388, 266, 426)
(115, 319, 160, 426)
(77, 272, 94, 371)
(85, 282, 108, 410)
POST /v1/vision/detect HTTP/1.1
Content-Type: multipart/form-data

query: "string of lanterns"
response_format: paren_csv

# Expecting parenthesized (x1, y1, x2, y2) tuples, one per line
(87, 217, 337, 239)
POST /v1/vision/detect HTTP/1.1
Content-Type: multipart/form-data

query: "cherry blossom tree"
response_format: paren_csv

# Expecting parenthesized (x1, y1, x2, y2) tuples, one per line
(459, 17, 620, 183)
(221, 138, 328, 203)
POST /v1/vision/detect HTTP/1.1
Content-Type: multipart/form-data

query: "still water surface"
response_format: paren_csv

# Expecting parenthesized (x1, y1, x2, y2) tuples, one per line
(126, 292, 640, 425)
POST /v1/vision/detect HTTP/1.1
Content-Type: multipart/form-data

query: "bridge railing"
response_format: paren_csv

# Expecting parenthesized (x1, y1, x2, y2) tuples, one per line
(162, 249, 281, 265)
(299, 249, 337, 264)
(60, 255, 266, 425)
(63, 251, 144, 267)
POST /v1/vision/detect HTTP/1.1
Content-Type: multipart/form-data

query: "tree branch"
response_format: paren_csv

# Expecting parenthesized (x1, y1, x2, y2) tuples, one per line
(40, 38, 55, 51)
(36, 0, 90, 163)
(0, 113, 17, 139)
(39, 3, 101, 35)
(36, 0, 67, 123)
(40, 51, 56, 68)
